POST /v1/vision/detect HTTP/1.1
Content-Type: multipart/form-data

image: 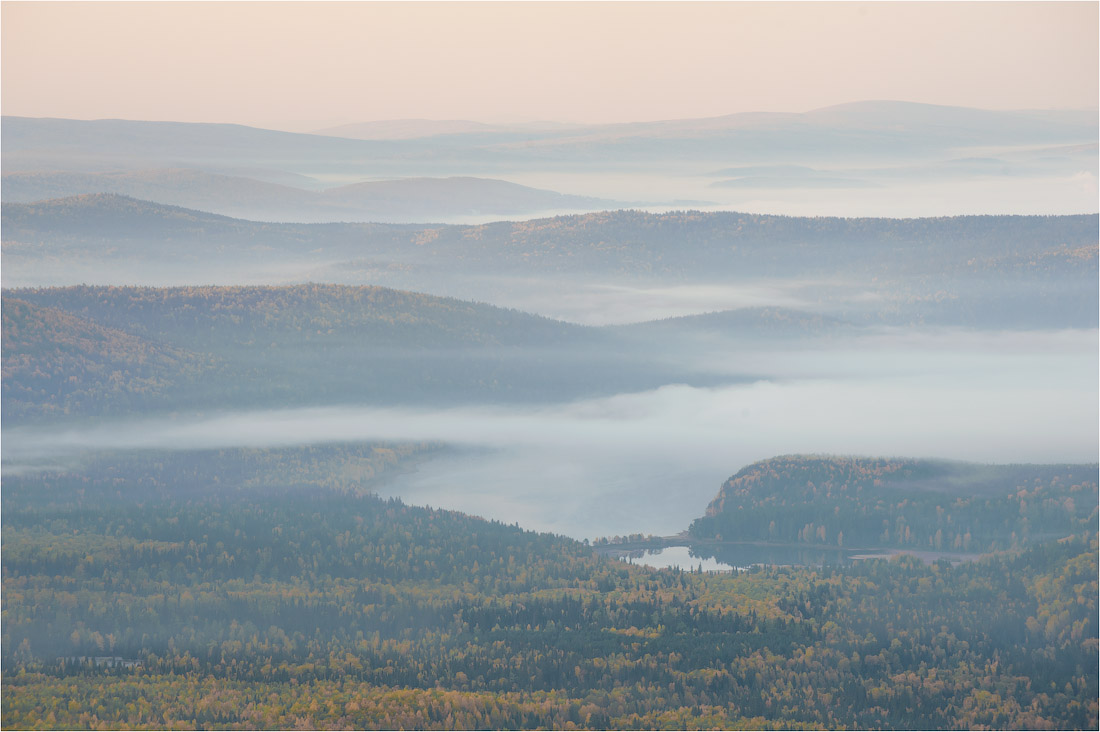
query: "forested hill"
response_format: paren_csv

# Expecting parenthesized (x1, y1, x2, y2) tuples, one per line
(8, 284, 586, 350)
(3, 445, 1097, 729)
(689, 455, 1099, 554)
(1, 285, 588, 420)
(438, 209, 1098, 278)
(1, 298, 218, 422)
(0, 194, 424, 252)
(2, 284, 738, 423)
(5, 195, 1096, 278)
(1, 172, 623, 223)
(6, 197, 1095, 328)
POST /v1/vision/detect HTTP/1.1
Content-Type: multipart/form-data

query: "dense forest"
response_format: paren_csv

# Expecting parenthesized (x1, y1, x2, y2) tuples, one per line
(6, 196, 1096, 280)
(7, 284, 586, 351)
(2, 55, 1097, 732)
(8, 276, 1097, 427)
(4, 285, 742, 422)
(3, 207, 1097, 730)
(1, 297, 216, 421)
(6, 196, 1095, 329)
(689, 456, 1099, 555)
(2, 447, 1097, 730)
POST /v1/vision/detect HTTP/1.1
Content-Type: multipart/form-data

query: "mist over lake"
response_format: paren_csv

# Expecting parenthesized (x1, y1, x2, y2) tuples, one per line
(6, 325, 1094, 538)
(4, 4, 1099, 727)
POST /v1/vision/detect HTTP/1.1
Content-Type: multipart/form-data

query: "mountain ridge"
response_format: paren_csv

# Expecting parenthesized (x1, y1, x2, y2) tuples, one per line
(2, 173, 624, 223)
(6, 100, 1094, 172)
(3, 284, 737, 422)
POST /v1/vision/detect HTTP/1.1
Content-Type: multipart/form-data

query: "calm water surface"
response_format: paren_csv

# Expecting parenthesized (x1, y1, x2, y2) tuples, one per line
(619, 546, 738, 572)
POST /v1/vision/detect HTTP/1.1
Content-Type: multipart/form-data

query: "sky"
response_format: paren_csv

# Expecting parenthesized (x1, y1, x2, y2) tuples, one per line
(2, 1, 1097, 132)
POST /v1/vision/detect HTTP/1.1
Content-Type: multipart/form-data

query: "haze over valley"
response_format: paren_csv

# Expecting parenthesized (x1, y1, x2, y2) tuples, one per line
(3, 102, 1097, 221)
(3, 102, 1097, 541)
(2, 3, 1097, 729)
(4, 201, 1096, 537)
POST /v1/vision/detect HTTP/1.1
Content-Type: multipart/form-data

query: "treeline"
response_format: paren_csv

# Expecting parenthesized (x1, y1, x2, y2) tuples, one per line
(6, 199, 1096, 329)
(7, 284, 584, 350)
(690, 455, 1098, 554)
(6, 196, 1097, 280)
(2, 448, 1097, 729)
(0, 194, 422, 253)
(4, 285, 729, 422)
(451, 209, 1100, 280)
(1, 297, 210, 420)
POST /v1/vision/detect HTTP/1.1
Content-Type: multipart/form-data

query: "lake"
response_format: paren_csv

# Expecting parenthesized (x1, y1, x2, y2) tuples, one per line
(604, 542, 983, 570)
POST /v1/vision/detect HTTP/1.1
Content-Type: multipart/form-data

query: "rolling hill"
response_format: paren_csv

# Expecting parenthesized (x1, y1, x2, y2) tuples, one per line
(5, 442, 1095, 729)
(7, 195, 1096, 278)
(5, 196, 1095, 328)
(1, 297, 216, 421)
(1, 171, 622, 223)
(688, 455, 1099, 554)
(5, 103, 1094, 173)
(2, 284, 742, 422)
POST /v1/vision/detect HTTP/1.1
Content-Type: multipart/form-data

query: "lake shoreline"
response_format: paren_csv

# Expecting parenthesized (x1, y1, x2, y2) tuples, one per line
(595, 536, 986, 570)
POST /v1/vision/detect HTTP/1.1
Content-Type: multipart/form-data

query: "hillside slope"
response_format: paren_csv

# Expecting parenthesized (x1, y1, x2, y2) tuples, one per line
(1, 298, 215, 421)
(689, 455, 1098, 554)
(7, 195, 1096, 277)
(2, 172, 621, 223)
(5, 198, 1096, 328)
(3, 284, 735, 422)
(2, 445, 1097, 729)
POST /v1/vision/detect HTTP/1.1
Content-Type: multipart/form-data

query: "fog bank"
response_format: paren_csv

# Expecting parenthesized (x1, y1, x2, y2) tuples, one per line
(6, 332, 1095, 537)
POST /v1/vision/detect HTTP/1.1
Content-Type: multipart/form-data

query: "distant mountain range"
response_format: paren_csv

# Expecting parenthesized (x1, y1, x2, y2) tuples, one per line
(323, 101, 1097, 145)
(7, 103, 1092, 172)
(1, 171, 622, 223)
(313, 119, 583, 140)
(6, 193, 1094, 277)
(4, 194, 1095, 329)
(3, 101, 1095, 222)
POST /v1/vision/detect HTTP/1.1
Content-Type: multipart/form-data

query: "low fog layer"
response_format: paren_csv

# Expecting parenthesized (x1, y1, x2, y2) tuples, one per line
(434, 279, 826, 326)
(6, 328, 1095, 537)
(4, 108, 1096, 220)
(504, 163, 1098, 220)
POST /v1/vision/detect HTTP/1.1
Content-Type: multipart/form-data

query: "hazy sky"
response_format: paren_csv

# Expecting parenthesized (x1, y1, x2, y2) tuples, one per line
(2, 2, 1096, 132)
